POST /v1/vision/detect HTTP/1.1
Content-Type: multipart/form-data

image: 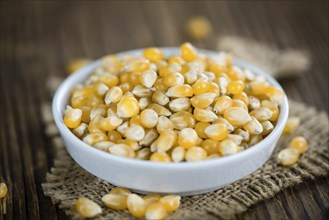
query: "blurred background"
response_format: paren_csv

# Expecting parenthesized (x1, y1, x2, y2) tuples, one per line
(0, 1, 328, 219)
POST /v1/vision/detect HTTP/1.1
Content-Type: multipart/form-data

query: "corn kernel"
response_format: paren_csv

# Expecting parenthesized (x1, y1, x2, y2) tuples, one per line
(171, 146, 186, 162)
(159, 195, 181, 212)
(144, 194, 161, 207)
(100, 116, 123, 131)
(125, 125, 145, 141)
(186, 16, 212, 40)
(261, 120, 274, 135)
(67, 58, 91, 74)
(193, 108, 218, 122)
(125, 58, 150, 73)
(234, 129, 250, 142)
(102, 194, 127, 210)
(100, 74, 119, 87)
(168, 97, 191, 112)
(110, 187, 132, 196)
(232, 99, 248, 112)
(261, 100, 279, 121)
(224, 107, 251, 126)
(145, 202, 168, 220)
(0, 182, 8, 199)
(227, 80, 245, 94)
(108, 130, 122, 143)
(150, 152, 171, 162)
(105, 86, 123, 104)
(227, 134, 243, 145)
(139, 97, 151, 110)
(250, 107, 273, 122)
(81, 106, 91, 123)
(127, 194, 146, 218)
(243, 116, 263, 135)
(144, 48, 164, 62)
(166, 84, 193, 98)
(250, 81, 269, 95)
(266, 86, 285, 105)
(278, 148, 299, 166)
(178, 128, 198, 149)
(163, 72, 185, 87)
(218, 139, 238, 156)
(190, 93, 217, 109)
(109, 144, 136, 158)
(168, 56, 185, 65)
(154, 78, 169, 92)
(94, 82, 109, 96)
(151, 130, 177, 152)
(180, 42, 197, 62)
(137, 147, 152, 160)
(83, 133, 108, 145)
(156, 116, 174, 133)
(72, 123, 88, 138)
(93, 141, 114, 151)
(148, 103, 172, 117)
(140, 109, 159, 128)
(191, 79, 209, 95)
(88, 115, 105, 134)
(183, 70, 198, 84)
(132, 84, 153, 97)
(64, 106, 82, 128)
(214, 96, 233, 114)
(170, 111, 195, 130)
(283, 117, 300, 134)
(289, 136, 308, 154)
(186, 146, 207, 162)
(152, 91, 170, 106)
(194, 121, 210, 138)
(201, 139, 219, 155)
(140, 70, 158, 88)
(204, 123, 228, 141)
(118, 139, 141, 151)
(249, 134, 263, 146)
(213, 116, 234, 132)
(233, 92, 249, 105)
(101, 55, 122, 73)
(117, 96, 140, 118)
(75, 198, 102, 218)
(90, 105, 107, 120)
(119, 82, 132, 93)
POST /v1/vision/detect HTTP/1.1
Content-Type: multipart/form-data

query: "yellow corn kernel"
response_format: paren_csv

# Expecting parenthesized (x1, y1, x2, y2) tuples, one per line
(90, 105, 107, 120)
(132, 85, 153, 97)
(204, 123, 228, 141)
(178, 128, 198, 149)
(232, 99, 248, 112)
(88, 115, 105, 134)
(120, 72, 130, 83)
(0, 182, 8, 198)
(108, 130, 122, 143)
(100, 116, 123, 131)
(83, 133, 108, 145)
(147, 103, 172, 117)
(101, 55, 122, 73)
(93, 141, 114, 151)
(191, 79, 209, 95)
(227, 134, 243, 145)
(213, 116, 234, 133)
(168, 56, 185, 65)
(166, 84, 193, 98)
(151, 130, 177, 152)
(100, 74, 119, 87)
(250, 81, 269, 95)
(193, 108, 218, 122)
(289, 136, 308, 154)
(156, 116, 174, 133)
(152, 91, 169, 106)
(125, 125, 145, 141)
(190, 93, 217, 109)
(129, 114, 142, 126)
(218, 139, 238, 156)
(227, 80, 244, 94)
(163, 72, 185, 87)
(234, 129, 250, 142)
(150, 152, 171, 162)
(249, 134, 263, 146)
(102, 194, 127, 210)
(154, 78, 169, 92)
(159, 195, 181, 212)
(261, 100, 279, 121)
(233, 92, 249, 105)
(94, 82, 109, 96)
(208, 82, 220, 95)
(201, 139, 219, 155)
(109, 144, 136, 158)
(170, 111, 195, 130)
(278, 148, 300, 166)
(67, 58, 91, 74)
(183, 70, 198, 84)
(243, 116, 263, 135)
(261, 120, 274, 135)
(127, 194, 146, 218)
(145, 202, 168, 220)
(266, 86, 285, 105)
(129, 71, 142, 86)
(104, 86, 123, 104)
(187, 16, 212, 40)
(171, 146, 186, 162)
(214, 96, 233, 114)
(117, 96, 140, 118)
(248, 96, 261, 110)
(180, 42, 197, 62)
(139, 97, 152, 110)
(168, 98, 190, 112)
(283, 117, 300, 134)
(140, 129, 159, 146)
(75, 198, 102, 218)
(140, 70, 158, 88)
(227, 67, 246, 81)
(64, 106, 82, 128)
(144, 194, 161, 207)
(194, 122, 210, 138)
(118, 139, 140, 151)
(140, 109, 159, 128)
(186, 146, 207, 162)
(224, 107, 251, 126)
(72, 123, 88, 138)
(110, 187, 132, 196)
(80, 106, 91, 123)
(144, 48, 164, 62)
(250, 107, 273, 122)
(119, 82, 132, 93)
(137, 147, 152, 160)
(126, 58, 150, 73)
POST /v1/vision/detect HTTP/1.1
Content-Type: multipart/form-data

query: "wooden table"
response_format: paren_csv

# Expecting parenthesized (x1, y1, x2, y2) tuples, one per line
(0, 1, 328, 219)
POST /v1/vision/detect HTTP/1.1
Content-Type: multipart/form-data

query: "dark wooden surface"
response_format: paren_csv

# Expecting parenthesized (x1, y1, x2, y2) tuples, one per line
(0, 1, 328, 219)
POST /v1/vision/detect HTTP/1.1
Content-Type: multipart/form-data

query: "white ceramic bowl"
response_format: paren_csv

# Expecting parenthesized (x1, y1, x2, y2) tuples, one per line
(52, 48, 289, 196)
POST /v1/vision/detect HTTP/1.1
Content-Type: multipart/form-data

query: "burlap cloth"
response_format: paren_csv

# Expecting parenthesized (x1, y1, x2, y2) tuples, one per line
(42, 100, 329, 219)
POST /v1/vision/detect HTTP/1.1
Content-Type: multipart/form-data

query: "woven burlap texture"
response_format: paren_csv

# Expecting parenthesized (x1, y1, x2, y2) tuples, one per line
(42, 100, 329, 220)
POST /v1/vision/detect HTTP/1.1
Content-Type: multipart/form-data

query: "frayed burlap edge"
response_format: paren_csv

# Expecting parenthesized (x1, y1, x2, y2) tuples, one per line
(42, 100, 329, 220)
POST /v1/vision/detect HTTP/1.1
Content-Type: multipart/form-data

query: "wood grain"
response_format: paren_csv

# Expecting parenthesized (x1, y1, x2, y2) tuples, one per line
(0, 1, 328, 220)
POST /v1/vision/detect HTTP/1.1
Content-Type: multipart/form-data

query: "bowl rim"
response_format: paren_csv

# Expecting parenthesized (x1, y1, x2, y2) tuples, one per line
(52, 47, 289, 170)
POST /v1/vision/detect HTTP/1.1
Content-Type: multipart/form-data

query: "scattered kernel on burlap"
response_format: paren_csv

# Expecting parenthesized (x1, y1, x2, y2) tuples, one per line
(41, 100, 329, 219)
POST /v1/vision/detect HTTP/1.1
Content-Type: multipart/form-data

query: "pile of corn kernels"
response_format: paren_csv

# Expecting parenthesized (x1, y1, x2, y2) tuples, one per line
(64, 43, 285, 162)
